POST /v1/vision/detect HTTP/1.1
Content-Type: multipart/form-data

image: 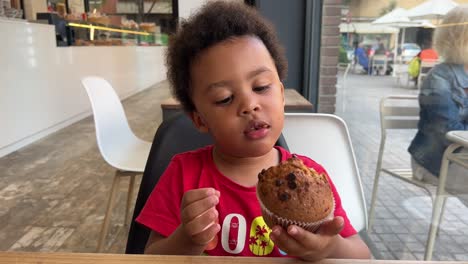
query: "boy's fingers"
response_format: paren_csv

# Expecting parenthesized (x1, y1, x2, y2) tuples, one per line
(192, 222, 221, 246)
(317, 216, 344, 236)
(282, 217, 344, 251)
(270, 226, 305, 255)
(184, 208, 219, 236)
(181, 188, 217, 207)
(286, 225, 313, 243)
(181, 194, 219, 222)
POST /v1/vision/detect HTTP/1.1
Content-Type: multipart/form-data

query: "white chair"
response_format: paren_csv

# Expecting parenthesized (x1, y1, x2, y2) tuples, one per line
(282, 113, 380, 256)
(370, 55, 388, 76)
(417, 59, 438, 90)
(425, 131, 468, 260)
(81, 76, 152, 252)
(394, 63, 410, 88)
(368, 95, 421, 232)
(282, 113, 367, 233)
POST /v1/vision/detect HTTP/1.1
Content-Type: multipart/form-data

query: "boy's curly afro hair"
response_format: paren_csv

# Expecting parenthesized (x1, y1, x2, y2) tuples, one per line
(166, 1, 287, 113)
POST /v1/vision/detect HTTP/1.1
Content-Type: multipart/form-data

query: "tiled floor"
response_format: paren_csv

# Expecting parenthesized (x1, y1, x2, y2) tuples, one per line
(1, 74, 467, 260)
(0, 81, 171, 253)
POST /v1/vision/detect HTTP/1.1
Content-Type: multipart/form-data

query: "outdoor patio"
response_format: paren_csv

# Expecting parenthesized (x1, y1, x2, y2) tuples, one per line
(336, 69, 468, 261)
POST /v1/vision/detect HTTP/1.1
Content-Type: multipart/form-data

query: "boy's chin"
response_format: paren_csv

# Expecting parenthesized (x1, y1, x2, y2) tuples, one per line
(223, 142, 277, 158)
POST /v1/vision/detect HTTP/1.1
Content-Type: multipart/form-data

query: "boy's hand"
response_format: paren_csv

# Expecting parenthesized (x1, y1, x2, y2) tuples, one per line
(270, 216, 344, 262)
(180, 188, 221, 247)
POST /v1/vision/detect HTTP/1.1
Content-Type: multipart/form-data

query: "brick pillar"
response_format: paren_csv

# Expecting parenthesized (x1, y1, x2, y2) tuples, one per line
(318, 0, 341, 113)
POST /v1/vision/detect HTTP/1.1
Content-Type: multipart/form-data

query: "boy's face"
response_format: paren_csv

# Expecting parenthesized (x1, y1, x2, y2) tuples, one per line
(189, 36, 285, 158)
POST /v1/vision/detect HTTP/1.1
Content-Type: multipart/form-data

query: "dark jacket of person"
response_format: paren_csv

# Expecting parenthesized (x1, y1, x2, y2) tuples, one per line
(408, 63, 468, 175)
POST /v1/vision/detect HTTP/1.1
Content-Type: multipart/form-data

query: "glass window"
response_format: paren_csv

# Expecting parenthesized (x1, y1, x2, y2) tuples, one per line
(337, 1, 468, 261)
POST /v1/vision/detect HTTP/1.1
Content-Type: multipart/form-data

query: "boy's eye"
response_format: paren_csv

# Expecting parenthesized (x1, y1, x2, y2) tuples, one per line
(215, 95, 233, 105)
(253, 85, 270, 92)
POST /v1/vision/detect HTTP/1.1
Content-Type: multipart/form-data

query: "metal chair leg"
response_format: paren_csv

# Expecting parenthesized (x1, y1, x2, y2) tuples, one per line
(424, 145, 455, 260)
(96, 171, 121, 252)
(368, 135, 386, 232)
(367, 171, 381, 232)
(435, 196, 448, 238)
(125, 174, 136, 226)
(424, 193, 447, 260)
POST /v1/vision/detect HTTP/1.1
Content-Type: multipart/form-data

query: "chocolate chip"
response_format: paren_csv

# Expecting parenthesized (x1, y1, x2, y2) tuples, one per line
(287, 181, 297, 190)
(275, 179, 284, 186)
(286, 173, 296, 181)
(278, 192, 290, 201)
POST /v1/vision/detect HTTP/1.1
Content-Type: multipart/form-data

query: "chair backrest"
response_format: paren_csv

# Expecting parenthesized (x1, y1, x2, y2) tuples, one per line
(420, 59, 438, 71)
(82, 76, 138, 168)
(379, 95, 419, 132)
(417, 60, 439, 89)
(125, 113, 289, 254)
(282, 113, 367, 232)
(371, 55, 388, 76)
(372, 55, 388, 63)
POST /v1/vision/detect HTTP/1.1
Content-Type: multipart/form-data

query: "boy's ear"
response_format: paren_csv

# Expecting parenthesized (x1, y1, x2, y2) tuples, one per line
(189, 111, 209, 133)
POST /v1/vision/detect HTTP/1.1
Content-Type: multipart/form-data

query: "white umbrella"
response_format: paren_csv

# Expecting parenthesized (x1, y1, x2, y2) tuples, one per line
(407, 0, 458, 21)
(372, 8, 422, 74)
(373, 8, 416, 25)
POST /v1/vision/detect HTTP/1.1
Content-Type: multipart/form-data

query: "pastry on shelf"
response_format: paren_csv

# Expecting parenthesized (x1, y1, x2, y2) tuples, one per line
(87, 11, 110, 26)
(121, 18, 138, 29)
(139, 22, 156, 33)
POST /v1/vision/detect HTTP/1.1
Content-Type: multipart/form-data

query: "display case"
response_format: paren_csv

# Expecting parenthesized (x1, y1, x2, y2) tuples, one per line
(85, 0, 177, 35)
(37, 0, 177, 46)
(0, 0, 24, 18)
(113, 0, 176, 34)
(68, 21, 156, 46)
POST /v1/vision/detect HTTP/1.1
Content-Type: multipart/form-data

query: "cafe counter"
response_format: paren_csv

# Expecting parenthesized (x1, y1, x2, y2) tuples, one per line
(0, 18, 167, 157)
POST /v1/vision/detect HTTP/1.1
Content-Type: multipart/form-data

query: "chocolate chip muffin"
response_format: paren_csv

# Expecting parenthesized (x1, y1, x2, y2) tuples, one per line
(256, 156, 334, 232)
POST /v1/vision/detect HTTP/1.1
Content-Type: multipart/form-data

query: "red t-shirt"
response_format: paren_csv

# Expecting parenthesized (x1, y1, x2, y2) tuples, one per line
(136, 145, 356, 257)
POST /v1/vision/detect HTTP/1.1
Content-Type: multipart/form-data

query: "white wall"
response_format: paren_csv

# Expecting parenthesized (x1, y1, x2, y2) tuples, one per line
(178, 0, 244, 20)
(178, 0, 208, 20)
(23, 0, 47, 20)
(0, 18, 167, 157)
(68, 0, 85, 13)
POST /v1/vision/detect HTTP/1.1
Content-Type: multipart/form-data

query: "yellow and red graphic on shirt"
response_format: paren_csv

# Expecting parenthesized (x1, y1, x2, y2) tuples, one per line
(248, 216, 274, 256)
(204, 213, 282, 256)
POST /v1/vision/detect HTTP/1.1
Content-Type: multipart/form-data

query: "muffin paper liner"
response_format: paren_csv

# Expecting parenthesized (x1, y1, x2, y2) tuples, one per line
(257, 188, 336, 233)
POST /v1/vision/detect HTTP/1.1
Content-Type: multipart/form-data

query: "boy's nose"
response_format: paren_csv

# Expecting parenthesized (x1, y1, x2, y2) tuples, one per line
(241, 105, 260, 115)
(239, 94, 260, 116)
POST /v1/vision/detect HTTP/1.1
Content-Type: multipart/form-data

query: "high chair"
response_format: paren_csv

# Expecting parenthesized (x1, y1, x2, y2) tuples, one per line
(125, 113, 288, 254)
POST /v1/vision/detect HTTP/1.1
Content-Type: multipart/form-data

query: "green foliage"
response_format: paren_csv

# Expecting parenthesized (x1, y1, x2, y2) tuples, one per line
(379, 0, 397, 16)
(339, 46, 349, 64)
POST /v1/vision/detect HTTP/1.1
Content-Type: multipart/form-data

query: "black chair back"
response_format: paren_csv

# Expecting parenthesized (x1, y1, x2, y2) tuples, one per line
(125, 113, 288, 254)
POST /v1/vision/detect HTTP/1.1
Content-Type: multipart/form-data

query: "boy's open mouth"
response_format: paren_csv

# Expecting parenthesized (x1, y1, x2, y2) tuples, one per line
(244, 120, 271, 133)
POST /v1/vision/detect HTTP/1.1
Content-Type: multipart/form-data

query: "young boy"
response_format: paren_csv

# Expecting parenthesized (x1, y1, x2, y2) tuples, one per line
(136, 1, 370, 261)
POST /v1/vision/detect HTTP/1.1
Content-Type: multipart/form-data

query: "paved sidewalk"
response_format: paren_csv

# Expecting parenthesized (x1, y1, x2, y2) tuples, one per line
(335, 71, 468, 261)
